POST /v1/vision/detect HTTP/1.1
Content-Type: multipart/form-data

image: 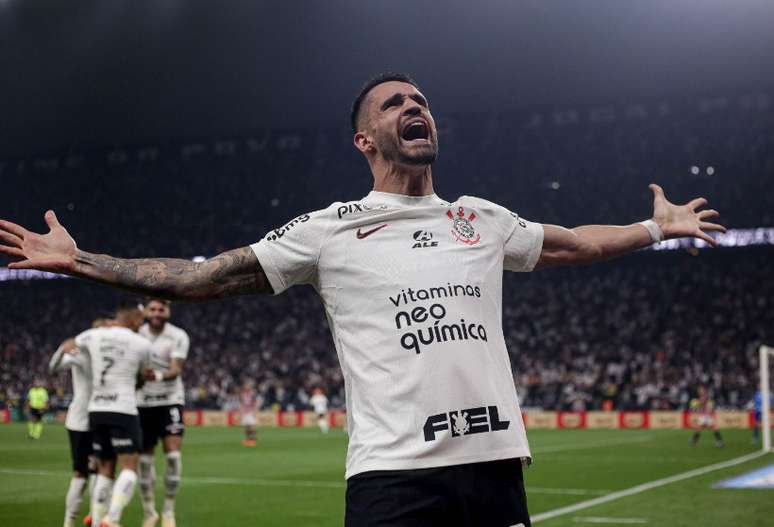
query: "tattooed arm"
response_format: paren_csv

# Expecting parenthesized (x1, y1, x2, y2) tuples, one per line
(0, 210, 272, 300)
(73, 246, 272, 300)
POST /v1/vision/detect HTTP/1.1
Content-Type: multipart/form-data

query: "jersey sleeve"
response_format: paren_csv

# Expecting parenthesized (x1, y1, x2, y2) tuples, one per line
(461, 196, 544, 272)
(250, 210, 330, 294)
(48, 346, 66, 372)
(503, 213, 544, 272)
(73, 329, 95, 352)
(172, 330, 190, 360)
(52, 349, 88, 371)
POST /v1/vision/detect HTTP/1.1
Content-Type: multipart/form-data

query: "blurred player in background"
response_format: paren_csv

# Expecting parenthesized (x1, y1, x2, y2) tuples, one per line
(239, 380, 259, 447)
(689, 386, 724, 447)
(74, 302, 151, 527)
(26, 378, 49, 440)
(136, 298, 189, 527)
(310, 387, 330, 434)
(49, 320, 103, 527)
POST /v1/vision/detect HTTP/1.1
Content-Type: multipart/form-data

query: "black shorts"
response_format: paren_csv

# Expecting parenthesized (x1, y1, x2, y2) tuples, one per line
(345, 458, 531, 527)
(139, 405, 185, 449)
(29, 409, 43, 421)
(68, 429, 94, 474)
(89, 412, 142, 459)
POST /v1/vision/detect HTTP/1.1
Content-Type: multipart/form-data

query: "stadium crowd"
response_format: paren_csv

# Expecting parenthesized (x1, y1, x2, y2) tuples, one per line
(2, 93, 773, 416)
(1, 247, 772, 415)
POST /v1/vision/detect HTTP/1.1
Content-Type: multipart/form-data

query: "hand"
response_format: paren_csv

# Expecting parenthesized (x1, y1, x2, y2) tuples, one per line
(142, 368, 158, 381)
(62, 338, 78, 355)
(649, 184, 726, 246)
(0, 211, 78, 273)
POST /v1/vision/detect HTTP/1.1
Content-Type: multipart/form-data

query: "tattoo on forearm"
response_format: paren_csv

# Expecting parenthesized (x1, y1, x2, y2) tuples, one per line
(74, 246, 272, 300)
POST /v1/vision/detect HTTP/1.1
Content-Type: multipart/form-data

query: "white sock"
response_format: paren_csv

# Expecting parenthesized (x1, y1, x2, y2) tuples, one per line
(65, 477, 87, 521)
(106, 469, 137, 523)
(87, 474, 96, 518)
(318, 417, 330, 434)
(90, 475, 113, 527)
(163, 451, 182, 515)
(139, 454, 157, 516)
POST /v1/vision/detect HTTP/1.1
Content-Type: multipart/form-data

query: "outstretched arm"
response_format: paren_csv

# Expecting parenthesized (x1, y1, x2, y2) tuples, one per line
(536, 184, 725, 269)
(0, 210, 273, 300)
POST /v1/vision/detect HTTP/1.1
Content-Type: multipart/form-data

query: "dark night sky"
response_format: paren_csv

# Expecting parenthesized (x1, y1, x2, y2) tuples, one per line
(1, 0, 773, 156)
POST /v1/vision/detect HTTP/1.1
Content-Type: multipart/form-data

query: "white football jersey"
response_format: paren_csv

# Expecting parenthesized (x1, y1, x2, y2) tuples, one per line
(75, 327, 151, 416)
(49, 346, 92, 432)
(310, 394, 329, 414)
(136, 322, 190, 407)
(251, 191, 544, 478)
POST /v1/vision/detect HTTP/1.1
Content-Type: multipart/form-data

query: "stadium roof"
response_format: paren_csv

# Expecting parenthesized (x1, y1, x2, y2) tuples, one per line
(2, 0, 774, 156)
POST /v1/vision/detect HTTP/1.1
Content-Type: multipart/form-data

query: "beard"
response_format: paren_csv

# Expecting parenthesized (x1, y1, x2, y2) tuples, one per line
(378, 131, 439, 166)
(398, 145, 438, 166)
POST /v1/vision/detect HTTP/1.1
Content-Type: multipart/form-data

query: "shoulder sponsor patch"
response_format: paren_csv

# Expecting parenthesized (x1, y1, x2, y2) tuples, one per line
(266, 214, 310, 241)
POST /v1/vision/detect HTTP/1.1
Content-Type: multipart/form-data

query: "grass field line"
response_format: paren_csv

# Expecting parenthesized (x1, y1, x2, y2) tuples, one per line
(0, 467, 607, 496)
(531, 450, 768, 523)
(532, 435, 654, 454)
(529, 487, 609, 496)
(573, 517, 648, 524)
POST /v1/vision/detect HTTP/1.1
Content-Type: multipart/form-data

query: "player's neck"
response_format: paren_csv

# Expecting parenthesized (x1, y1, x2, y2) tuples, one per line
(371, 161, 434, 196)
(149, 323, 165, 336)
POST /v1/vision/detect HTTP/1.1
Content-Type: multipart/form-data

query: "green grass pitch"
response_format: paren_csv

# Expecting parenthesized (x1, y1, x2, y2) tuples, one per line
(1, 424, 772, 526)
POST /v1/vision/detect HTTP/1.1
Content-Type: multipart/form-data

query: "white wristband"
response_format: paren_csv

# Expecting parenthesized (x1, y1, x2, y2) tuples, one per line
(153, 370, 164, 382)
(638, 219, 664, 243)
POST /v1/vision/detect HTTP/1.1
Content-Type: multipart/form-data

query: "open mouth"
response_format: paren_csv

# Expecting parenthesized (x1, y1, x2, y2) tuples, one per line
(401, 120, 430, 142)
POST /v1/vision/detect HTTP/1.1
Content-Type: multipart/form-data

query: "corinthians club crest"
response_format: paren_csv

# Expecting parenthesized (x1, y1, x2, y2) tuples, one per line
(447, 206, 481, 245)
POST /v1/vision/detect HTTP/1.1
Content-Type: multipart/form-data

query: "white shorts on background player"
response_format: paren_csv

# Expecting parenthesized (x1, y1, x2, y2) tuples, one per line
(74, 327, 152, 415)
(697, 415, 714, 427)
(240, 411, 257, 427)
(136, 322, 190, 408)
(310, 394, 329, 416)
(49, 346, 92, 432)
(251, 191, 544, 478)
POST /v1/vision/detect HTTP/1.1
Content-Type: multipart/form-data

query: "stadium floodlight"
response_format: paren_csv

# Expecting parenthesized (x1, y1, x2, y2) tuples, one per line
(761, 345, 773, 453)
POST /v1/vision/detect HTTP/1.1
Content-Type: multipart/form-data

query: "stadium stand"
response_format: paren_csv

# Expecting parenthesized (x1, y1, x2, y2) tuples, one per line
(2, 93, 772, 416)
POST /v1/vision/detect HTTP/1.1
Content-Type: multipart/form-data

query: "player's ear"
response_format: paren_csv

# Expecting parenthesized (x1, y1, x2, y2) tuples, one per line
(353, 131, 373, 154)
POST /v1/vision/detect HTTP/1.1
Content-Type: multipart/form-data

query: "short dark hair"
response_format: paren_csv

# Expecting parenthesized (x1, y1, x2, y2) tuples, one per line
(115, 299, 142, 316)
(145, 297, 171, 307)
(350, 72, 420, 133)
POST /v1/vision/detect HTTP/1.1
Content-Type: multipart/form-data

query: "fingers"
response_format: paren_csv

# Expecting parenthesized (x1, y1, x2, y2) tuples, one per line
(7, 256, 64, 272)
(0, 244, 25, 258)
(695, 231, 717, 247)
(0, 219, 28, 239)
(700, 221, 727, 233)
(688, 197, 707, 211)
(648, 183, 664, 195)
(697, 209, 719, 220)
(648, 183, 665, 200)
(0, 229, 23, 248)
(44, 210, 62, 230)
(7, 260, 33, 269)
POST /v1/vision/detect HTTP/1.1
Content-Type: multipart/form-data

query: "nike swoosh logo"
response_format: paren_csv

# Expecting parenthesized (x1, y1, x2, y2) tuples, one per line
(356, 224, 388, 239)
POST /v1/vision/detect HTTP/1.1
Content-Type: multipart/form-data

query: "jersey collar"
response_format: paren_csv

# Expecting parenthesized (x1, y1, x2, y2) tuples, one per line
(363, 191, 447, 207)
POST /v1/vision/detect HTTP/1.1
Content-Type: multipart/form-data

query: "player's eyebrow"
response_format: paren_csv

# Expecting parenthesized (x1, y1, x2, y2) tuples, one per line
(410, 93, 428, 108)
(380, 93, 405, 111)
(380, 92, 429, 111)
